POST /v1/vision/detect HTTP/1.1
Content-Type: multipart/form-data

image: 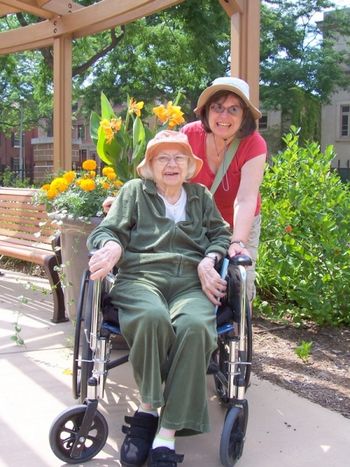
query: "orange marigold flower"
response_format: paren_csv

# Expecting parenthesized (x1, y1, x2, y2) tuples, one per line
(102, 167, 116, 176)
(128, 97, 144, 117)
(89, 171, 96, 178)
(82, 159, 97, 171)
(41, 184, 50, 191)
(80, 179, 96, 192)
(285, 225, 293, 233)
(102, 181, 111, 190)
(63, 171, 76, 184)
(114, 180, 124, 188)
(50, 177, 69, 193)
(47, 188, 58, 199)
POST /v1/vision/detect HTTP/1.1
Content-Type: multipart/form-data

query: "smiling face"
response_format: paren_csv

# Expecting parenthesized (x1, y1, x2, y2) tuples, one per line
(207, 94, 245, 140)
(151, 147, 189, 192)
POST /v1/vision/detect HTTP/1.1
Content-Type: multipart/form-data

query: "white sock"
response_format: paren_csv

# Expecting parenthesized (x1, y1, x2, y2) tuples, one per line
(152, 428, 176, 450)
(138, 403, 158, 417)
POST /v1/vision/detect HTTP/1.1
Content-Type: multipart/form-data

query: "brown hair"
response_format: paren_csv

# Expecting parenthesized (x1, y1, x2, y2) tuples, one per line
(198, 90, 256, 138)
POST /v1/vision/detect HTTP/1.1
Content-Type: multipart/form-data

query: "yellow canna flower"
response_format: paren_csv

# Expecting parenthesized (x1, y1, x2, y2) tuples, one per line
(152, 104, 168, 123)
(128, 97, 144, 117)
(152, 101, 185, 129)
(110, 117, 122, 132)
(79, 179, 96, 192)
(82, 159, 97, 171)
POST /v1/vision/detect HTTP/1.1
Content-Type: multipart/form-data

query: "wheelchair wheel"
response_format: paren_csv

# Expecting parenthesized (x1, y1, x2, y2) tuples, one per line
(220, 403, 249, 467)
(72, 272, 93, 402)
(49, 405, 108, 464)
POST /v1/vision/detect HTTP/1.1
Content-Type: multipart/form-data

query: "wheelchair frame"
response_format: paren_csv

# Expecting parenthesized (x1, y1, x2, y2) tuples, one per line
(49, 255, 252, 466)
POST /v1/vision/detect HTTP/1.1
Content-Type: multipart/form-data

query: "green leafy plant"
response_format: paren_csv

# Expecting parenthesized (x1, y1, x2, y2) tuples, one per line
(90, 93, 185, 181)
(256, 127, 350, 326)
(295, 340, 313, 362)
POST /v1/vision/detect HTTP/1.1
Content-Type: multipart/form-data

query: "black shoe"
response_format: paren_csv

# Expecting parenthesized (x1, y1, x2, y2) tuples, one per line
(120, 411, 159, 467)
(148, 447, 184, 466)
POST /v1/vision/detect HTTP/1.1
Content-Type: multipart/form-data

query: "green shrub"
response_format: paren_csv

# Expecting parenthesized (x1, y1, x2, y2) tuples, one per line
(0, 167, 31, 187)
(257, 127, 350, 326)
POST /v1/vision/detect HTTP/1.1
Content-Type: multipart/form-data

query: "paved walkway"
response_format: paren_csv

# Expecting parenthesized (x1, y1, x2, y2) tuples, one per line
(0, 269, 349, 467)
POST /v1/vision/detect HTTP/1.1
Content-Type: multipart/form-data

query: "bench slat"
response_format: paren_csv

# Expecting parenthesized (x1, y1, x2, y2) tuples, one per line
(0, 187, 66, 323)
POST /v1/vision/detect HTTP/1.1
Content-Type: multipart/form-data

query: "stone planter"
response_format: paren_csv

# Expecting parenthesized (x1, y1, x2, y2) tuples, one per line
(58, 216, 101, 321)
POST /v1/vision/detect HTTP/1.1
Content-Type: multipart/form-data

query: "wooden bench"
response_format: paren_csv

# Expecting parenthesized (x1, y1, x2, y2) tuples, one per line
(0, 187, 67, 323)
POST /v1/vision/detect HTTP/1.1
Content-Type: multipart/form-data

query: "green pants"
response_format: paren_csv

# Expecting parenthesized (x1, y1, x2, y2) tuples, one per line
(110, 267, 217, 435)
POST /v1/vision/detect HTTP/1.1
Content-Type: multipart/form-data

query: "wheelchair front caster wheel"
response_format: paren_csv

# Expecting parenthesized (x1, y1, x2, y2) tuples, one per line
(220, 403, 248, 466)
(49, 405, 108, 464)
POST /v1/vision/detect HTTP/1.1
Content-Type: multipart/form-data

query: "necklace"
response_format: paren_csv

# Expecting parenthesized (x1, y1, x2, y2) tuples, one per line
(212, 134, 225, 158)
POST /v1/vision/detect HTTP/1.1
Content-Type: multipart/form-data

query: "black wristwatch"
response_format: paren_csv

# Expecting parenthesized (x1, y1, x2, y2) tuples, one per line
(230, 240, 246, 248)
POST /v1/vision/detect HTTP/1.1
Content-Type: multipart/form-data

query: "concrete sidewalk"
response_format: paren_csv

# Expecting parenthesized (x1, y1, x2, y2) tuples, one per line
(0, 269, 349, 467)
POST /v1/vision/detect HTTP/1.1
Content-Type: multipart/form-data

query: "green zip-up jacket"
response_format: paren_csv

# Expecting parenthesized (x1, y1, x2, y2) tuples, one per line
(87, 179, 231, 274)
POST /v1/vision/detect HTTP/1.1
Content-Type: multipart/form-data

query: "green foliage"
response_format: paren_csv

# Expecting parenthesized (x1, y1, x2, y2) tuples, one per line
(257, 127, 350, 326)
(0, 167, 32, 187)
(295, 340, 313, 362)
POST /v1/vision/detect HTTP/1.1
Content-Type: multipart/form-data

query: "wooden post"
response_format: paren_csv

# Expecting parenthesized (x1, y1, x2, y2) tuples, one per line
(53, 35, 72, 172)
(229, 0, 260, 110)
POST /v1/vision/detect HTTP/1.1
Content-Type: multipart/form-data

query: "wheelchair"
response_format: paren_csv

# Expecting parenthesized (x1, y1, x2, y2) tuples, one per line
(49, 255, 252, 466)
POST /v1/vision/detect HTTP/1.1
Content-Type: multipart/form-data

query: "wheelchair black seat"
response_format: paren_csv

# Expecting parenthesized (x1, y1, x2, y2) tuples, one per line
(101, 292, 119, 327)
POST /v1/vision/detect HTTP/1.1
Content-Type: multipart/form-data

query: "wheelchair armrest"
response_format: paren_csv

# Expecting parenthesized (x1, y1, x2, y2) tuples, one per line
(229, 254, 252, 267)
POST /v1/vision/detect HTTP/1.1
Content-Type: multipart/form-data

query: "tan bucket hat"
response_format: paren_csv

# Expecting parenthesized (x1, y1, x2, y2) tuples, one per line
(137, 130, 203, 179)
(195, 76, 262, 120)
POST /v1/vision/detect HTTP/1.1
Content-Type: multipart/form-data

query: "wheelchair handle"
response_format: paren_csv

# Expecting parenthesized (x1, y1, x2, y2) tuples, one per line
(229, 254, 252, 267)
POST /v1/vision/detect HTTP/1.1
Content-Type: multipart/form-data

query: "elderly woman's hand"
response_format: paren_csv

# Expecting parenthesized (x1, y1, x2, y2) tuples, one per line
(89, 241, 122, 280)
(198, 256, 227, 306)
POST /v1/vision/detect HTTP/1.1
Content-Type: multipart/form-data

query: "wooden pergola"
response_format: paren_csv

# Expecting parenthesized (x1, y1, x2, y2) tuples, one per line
(0, 0, 260, 171)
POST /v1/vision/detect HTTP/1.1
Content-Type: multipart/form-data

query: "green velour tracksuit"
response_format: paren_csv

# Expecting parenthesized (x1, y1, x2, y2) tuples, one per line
(87, 178, 231, 435)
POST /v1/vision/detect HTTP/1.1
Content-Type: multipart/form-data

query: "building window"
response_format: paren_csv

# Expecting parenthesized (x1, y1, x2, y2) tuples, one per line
(77, 125, 85, 140)
(340, 104, 350, 137)
(259, 114, 268, 130)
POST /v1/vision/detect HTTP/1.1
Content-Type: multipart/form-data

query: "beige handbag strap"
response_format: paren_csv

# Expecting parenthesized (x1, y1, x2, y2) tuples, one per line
(210, 139, 240, 195)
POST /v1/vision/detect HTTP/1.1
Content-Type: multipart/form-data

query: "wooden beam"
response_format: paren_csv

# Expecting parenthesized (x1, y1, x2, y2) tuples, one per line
(0, 0, 55, 19)
(218, 0, 242, 17)
(74, 0, 184, 38)
(0, 0, 183, 55)
(53, 35, 72, 171)
(37, 0, 83, 15)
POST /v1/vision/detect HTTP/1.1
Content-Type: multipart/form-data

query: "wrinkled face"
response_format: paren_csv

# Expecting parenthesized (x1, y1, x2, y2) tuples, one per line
(151, 148, 189, 190)
(207, 94, 244, 140)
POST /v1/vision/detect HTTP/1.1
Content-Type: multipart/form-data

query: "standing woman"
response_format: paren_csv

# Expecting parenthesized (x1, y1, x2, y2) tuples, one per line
(181, 77, 267, 304)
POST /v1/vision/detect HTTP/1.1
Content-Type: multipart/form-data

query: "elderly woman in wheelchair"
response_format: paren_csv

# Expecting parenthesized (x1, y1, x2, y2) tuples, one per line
(87, 130, 232, 467)
(49, 130, 252, 467)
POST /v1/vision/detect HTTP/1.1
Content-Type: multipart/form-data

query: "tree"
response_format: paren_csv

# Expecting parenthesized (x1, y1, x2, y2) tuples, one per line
(0, 0, 230, 132)
(260, 0, 350, 142)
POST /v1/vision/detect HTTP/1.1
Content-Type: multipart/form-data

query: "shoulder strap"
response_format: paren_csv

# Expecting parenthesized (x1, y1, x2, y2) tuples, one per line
(210, 138, 240, 195)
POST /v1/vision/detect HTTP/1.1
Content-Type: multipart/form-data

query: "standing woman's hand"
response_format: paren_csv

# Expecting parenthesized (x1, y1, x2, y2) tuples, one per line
(228, 241, 251, 259)
(198, 256, 227, 306)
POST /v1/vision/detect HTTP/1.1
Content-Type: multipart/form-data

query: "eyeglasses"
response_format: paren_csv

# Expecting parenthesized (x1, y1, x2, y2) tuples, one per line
(153, 154, 189, 165)
(210, 102, 243, 116)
